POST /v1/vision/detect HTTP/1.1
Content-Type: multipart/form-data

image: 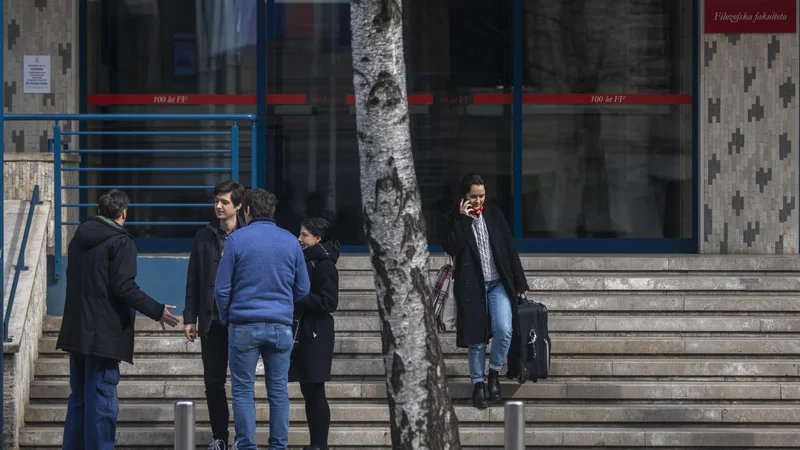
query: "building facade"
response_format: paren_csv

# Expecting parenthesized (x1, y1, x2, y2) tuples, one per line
(2, 0, 798, 255)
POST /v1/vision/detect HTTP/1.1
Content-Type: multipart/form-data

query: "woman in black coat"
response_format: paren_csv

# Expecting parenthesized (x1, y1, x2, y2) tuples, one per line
(290, 217, 340, 450)
(439, 173, 529, 409)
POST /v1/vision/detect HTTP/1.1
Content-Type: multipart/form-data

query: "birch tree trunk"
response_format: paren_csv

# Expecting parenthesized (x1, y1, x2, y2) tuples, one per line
(350, 0, 461, 448)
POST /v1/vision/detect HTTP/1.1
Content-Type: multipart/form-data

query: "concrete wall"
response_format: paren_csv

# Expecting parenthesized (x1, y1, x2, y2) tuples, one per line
(3, 200, 51, 450)
(700, 0, 800, 254)
(4, 153, 80, 255)
(3, 0, 79, 152)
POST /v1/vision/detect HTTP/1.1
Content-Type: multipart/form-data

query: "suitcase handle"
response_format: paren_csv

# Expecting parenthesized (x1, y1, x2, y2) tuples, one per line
(518, 292, 542, 306)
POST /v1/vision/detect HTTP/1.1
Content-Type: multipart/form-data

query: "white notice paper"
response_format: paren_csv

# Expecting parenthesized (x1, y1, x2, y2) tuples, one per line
(24, 55, 51, 94)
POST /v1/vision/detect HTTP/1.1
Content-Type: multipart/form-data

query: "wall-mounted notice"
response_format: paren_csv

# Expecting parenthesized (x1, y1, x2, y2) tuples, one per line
(23, 55, 51, 93)
(705, 0, 797, 33)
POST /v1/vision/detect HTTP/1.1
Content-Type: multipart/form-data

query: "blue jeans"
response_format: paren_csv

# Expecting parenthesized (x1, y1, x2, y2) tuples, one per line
(228, 322, 293, 450)
(62, 353, 121, 450)
(468, 280, 513, 384)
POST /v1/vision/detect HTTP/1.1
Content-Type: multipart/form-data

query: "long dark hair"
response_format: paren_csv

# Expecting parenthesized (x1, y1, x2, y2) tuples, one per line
(301, 217, 341, 253)
(458, 173, 485, 198)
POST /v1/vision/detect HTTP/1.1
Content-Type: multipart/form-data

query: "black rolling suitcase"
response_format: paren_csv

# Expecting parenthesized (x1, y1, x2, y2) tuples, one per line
(509, 293, 551, 384)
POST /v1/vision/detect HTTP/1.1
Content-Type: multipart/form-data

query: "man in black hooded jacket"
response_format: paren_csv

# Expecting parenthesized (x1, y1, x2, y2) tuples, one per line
(56, 189, 179, 450)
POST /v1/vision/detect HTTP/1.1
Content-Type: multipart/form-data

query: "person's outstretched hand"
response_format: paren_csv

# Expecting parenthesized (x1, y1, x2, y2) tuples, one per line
(159, 305, 180, 330)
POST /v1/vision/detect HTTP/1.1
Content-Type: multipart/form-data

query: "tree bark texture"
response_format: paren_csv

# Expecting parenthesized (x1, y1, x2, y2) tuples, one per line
(350, 1, 462, 449)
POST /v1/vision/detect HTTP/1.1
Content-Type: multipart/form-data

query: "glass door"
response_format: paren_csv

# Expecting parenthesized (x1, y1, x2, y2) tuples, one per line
(513, 0, 697, 253)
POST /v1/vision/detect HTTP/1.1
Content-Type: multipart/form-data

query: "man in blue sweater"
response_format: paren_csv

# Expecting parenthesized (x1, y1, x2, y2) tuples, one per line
(215, 188, 310, 450)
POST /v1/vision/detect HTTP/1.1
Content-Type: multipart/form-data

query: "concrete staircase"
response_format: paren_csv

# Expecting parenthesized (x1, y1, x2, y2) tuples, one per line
(19, 255, 800, 448)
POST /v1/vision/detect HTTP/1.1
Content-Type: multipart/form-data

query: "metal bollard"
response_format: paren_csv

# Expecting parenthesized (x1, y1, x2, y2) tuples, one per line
(504, 400, 526, 450)
(174, 400, 196, 450)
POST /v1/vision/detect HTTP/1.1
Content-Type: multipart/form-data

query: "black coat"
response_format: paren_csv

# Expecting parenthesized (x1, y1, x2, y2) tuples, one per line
(183, 214, 244, 338)
(56, 217, 165, 364)
(439, 204, 529, 348)
(289, 242, 339, 383)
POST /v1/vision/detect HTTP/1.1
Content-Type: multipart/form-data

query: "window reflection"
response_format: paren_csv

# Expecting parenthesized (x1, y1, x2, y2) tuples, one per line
(269, 0, 513, 245)
(520, 0, 693, 239)
(87, 0, 257, 239)
(85, 0, 696, 245)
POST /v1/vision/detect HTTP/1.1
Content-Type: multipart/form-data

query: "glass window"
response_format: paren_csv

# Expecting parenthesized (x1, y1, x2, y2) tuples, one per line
(86, 0, 257, 240)
(82, 0, 694, 248)
(269, 0, 514, 245)
(520, 0, 694, 239)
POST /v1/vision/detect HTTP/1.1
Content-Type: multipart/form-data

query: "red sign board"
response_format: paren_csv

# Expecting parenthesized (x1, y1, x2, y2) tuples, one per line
(88, 93, 693, 106)
(705, 0, 796, 33)
(88, 94, 307, 106)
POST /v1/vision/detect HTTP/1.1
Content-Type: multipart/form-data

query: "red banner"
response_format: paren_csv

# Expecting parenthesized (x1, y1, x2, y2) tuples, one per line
(88, 94, 307, 105)
(705, 0, 796, 33)
(88, 94, 254, 105)
(345, 94, 433, 105)
(88, 93, 692, 106)
(523, 94, 692, 105)
(474, 94, 512, 105)
(473, 94, 691, 105)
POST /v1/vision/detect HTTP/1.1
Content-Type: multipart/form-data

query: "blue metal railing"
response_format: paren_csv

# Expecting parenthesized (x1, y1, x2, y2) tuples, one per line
(4, 185, 43, 342)
(5, 114, 258, 280)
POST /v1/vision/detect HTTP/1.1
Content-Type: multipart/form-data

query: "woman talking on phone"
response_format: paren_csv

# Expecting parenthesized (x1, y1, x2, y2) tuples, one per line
(439, 173, 529, 409)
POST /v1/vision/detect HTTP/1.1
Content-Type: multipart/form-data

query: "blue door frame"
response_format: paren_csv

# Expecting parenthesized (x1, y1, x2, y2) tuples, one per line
(79, 0, 699, 255)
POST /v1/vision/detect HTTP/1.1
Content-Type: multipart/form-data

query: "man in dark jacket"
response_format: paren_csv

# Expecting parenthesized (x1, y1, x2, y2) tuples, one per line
(56, 189, 180, 449)
(182, 180, 246, 450)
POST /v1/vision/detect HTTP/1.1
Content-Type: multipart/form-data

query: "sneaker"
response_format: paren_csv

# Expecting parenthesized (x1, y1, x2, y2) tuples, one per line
(230, 442, 238, 450)
(207, 440, 227, 450)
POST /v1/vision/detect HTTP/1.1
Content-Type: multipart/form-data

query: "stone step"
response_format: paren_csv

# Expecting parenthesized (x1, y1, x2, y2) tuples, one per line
(339, 274, 800, 291)
(141, 254, 800, 272)
(25, 402, 800, 425)
(269, 293, 800, 312)
(40, 316, 800, 335)
(18, 425, 800, 447)
(527, 275, 800, 292)
(33, 357, 800, 378)
(30, 380, 796, 402)
(525, 295, 800, 313)
(37, 335, 800, 356)
(341, 254, 800, 272)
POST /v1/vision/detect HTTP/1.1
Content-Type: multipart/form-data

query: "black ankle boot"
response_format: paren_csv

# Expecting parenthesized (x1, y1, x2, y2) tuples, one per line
(472, 382, 488, 409)
(487, 369, 502, 401)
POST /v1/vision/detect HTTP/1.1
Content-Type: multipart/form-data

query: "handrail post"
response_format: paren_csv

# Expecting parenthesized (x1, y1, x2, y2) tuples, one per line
(53, 123, 63, 280)
(174, 400, 195, 450)
(251, 121, 257, 188)
(230, 121, 240, 182)
(504, 401, 526, 450)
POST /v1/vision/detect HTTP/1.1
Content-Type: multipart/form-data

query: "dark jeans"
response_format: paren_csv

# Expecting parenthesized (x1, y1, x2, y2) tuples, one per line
(62, 353, 120, 450)
(300, 382, 330, 448)
(201, 321, 230, 444)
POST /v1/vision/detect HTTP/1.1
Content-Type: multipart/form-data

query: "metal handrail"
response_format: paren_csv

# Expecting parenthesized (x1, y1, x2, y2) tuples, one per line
(4, 185, 43, 342)
(6, 114, 259, 280)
